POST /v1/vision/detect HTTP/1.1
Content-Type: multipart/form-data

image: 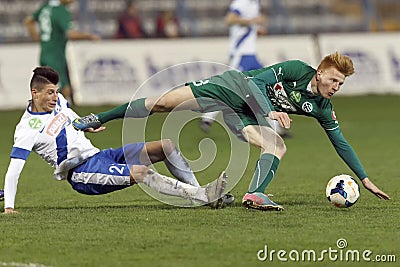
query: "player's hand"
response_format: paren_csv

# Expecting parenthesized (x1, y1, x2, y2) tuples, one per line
(362, 178, 390, 200)
(3, 208, 18, 214)
(251, 15, 266, 26)
(257, 26, 267, 35)
(91, 34, 101, 41)
(268, 111, 292, 129)
(85, 126, 106, 133)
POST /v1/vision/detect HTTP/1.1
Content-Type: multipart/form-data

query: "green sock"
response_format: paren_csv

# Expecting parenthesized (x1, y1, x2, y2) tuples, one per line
(97, 98, 149, 124)
(97, 103, 128, 123)
(248, 153, 280, 193)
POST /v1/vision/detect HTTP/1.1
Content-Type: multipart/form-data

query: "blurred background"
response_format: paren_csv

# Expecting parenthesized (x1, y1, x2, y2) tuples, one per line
(0, 0, 399, 43)
(0, 0, 399, 109)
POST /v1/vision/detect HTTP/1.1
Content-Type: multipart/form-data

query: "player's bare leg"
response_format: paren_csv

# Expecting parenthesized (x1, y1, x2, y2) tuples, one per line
(145, 85, 201, 112)
(241, 125, 286, 211)
(73, 85, 201, 131)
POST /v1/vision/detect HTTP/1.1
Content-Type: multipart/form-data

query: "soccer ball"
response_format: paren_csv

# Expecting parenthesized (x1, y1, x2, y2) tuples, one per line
(326, 174, 360, 208)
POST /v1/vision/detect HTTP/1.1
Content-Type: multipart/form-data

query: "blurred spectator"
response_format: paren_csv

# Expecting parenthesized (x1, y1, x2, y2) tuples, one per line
(176, 0, 198, 37)
(78, 0, 99, 34)
(115, 0, 148, 39)
(156, 10, 180, 38)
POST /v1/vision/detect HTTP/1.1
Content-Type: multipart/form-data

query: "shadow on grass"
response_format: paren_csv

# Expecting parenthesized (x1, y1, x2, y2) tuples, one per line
(21, 203, 236, 212)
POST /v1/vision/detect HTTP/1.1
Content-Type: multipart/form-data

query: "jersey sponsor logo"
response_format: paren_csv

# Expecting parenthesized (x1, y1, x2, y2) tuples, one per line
(301, 102, 313, 113)
(29, 118, 43, 130)
(289, 91, 301, 103)
(273, 82, 283, 91)
(266, 82, 297, 112)
(46, 113, 70, 137)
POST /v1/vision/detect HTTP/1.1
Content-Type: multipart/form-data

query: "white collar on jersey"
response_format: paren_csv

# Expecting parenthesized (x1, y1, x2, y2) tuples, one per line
(306, 82, 318, 96)
(49, 0, 60, 7)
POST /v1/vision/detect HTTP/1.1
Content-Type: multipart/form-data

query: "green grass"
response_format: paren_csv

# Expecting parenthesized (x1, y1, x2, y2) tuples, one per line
(0, 95, 399, 267)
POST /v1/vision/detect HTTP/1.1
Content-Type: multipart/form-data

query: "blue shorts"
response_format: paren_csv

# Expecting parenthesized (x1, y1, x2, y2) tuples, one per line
(230, 54, 263, 71)
(68, 142, 145, 195)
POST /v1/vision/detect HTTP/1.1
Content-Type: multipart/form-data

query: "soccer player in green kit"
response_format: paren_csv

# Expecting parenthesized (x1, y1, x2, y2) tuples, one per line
(73, 52, 390, 211)
(24, 0, 100, 103)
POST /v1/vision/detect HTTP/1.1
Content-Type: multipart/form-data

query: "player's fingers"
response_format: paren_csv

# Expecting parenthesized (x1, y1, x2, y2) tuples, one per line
(276, 117, 285, 128)
(86, 126, 106, 133)
(94, 126, 106, 132)
(379, 192, 390, 200)
(281, 115, 291, 129)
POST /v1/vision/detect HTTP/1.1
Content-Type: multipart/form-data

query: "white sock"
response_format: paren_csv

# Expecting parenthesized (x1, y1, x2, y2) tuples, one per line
(266, 117, 286, 135)
(142, 169, 207, 202)
(164, 148, 200, 187)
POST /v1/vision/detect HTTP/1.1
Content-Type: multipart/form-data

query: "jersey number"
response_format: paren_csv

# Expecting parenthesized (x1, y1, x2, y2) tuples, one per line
(109, 165, 125, 175)
(38, 8, 52, 42)
(192, 79, 210, 87)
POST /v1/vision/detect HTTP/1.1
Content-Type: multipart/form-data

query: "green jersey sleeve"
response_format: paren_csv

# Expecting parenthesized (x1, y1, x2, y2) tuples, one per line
(325, 127, 368, 180)
(245, 60, 311, 87)
(55, 6, 72, 32)
(32, 4, 45, 20)
(316, 104, 368, 180)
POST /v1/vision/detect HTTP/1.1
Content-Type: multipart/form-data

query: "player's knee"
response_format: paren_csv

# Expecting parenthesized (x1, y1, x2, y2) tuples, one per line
(260, 131, 286, 159)
(274, 134, 287, 158)
(153, 96, 174, 112)
(130, 165, 149, 183)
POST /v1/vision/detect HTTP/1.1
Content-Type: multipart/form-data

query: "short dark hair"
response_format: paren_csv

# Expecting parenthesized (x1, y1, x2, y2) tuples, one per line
(30, 66, 59, 91)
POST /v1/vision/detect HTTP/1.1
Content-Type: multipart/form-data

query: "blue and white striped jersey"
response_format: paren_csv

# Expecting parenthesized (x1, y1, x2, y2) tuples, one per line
(10, 94, 99, 179)
(228, 0, 261, 57)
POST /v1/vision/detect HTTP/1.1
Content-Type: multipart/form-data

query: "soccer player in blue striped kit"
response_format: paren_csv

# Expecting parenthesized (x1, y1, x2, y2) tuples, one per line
(200, 0, 289, 137)
(2, 67, 227, 214)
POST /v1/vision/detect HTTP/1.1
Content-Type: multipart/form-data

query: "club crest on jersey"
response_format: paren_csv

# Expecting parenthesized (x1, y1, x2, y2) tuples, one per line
(46, 113, 70, 136)
(29, 118, 43, 130)
(331, 110, 339, 124)
(302, 102, 313, 113)
(289, 91, 301, 103)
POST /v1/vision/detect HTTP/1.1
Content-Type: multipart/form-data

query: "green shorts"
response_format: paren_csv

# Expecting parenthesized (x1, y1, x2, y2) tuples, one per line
(40, 57, 70, 91)
(187, 76, 269, 140)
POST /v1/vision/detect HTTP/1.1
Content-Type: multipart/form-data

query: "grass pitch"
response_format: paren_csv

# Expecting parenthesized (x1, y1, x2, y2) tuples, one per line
(0, 95, 399, 267)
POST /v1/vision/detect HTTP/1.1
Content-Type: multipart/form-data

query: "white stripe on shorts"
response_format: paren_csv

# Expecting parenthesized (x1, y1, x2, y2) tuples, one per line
(70, 171, 131, 186)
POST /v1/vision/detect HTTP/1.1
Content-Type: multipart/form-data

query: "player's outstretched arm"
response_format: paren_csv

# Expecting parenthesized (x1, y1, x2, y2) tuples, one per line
(362, 178, 390, 200)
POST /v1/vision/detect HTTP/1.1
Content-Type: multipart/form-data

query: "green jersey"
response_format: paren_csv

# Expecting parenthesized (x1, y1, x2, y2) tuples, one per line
(32, 1, 72, 88)
(244, 60, 368, 180)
